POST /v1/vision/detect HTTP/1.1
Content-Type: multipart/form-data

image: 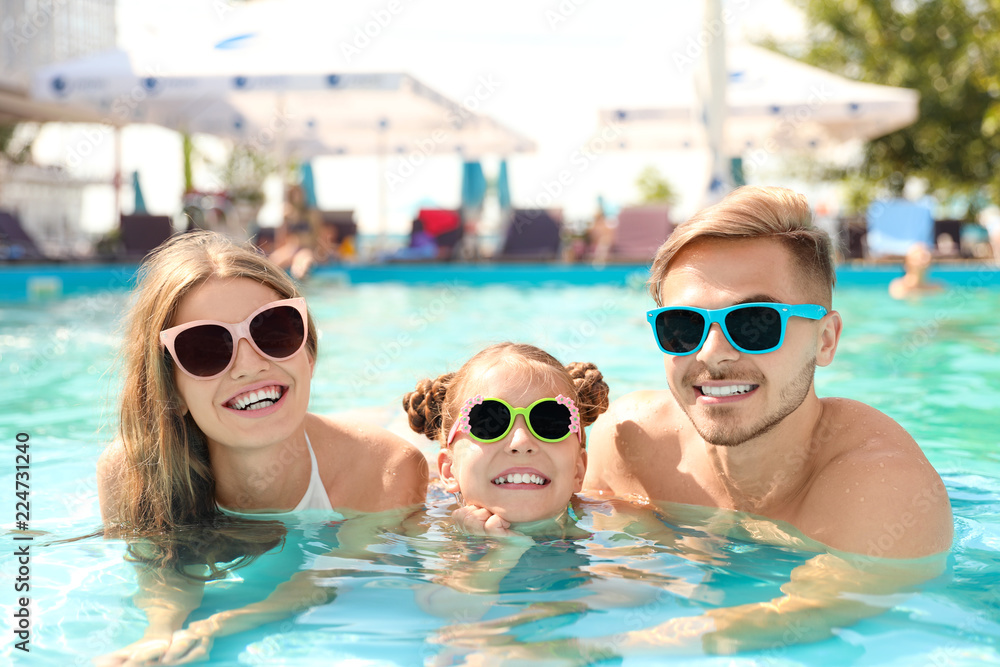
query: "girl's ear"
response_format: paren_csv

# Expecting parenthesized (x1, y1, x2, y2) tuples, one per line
(572, 449, 587, 493)
(438, 448, 461, 494)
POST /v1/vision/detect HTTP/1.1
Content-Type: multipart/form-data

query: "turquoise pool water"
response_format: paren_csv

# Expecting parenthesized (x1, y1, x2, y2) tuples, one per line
(1, 278, 999, 665)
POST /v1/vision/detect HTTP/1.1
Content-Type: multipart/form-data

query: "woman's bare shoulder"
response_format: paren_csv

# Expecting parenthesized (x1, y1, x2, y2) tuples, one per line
(97, 441, 129, 524)
(307, 413, 428, 510)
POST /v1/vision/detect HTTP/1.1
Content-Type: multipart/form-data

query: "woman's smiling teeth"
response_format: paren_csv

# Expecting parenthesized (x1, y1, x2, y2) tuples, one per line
(227, 386, 284, 411)
(492, 473, 549, 486)
(700, 384, 755, 397)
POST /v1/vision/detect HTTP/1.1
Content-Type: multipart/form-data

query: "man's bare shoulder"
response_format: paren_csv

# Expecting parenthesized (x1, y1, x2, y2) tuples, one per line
(584, 390, 682, 497)
(798, 398, 953, 557)
(589, 389, 679, 447)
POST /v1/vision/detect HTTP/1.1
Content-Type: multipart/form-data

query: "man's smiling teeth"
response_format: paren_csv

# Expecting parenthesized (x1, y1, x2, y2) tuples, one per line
(229, 387, 283, 410)
(492, 473, 547, 485)
(700, 384, 754, 397)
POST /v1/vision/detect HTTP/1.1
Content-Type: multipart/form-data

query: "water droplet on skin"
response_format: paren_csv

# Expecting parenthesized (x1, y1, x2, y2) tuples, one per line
(860, 497, 865, 502)
(879, 462, 885, 468)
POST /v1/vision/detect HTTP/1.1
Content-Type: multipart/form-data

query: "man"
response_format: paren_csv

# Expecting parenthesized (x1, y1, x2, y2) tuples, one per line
(585, 186, 952, 558)
(446, 187, 954, 662)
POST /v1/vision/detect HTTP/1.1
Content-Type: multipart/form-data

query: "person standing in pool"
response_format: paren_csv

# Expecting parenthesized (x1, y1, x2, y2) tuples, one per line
(96, 231, 428, 663)
(889, 242, 945, 299)
(585, 185, 952, 557)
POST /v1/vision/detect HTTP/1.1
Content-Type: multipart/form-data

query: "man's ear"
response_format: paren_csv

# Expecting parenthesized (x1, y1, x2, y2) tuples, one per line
(816, 310, 842, 367)
(438, 448, 460, 493)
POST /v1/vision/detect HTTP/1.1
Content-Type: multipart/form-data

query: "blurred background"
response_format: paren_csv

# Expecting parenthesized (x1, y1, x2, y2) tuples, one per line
(2, 0, 999, 266)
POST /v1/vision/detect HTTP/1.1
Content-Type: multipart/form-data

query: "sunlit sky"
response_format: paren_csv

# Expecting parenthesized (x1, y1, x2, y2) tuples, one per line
(34, 0, 811, 236)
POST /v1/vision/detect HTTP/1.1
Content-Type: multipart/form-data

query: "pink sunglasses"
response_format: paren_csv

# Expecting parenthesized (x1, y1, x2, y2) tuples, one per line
(160, 298, 308, 380)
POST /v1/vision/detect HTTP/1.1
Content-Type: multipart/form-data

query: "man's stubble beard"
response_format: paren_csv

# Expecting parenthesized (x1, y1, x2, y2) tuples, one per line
(671, 358, 817, 447)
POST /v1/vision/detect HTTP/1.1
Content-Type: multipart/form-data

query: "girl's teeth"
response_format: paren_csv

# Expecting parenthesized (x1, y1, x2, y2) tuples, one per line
(492, 474, 546, 485)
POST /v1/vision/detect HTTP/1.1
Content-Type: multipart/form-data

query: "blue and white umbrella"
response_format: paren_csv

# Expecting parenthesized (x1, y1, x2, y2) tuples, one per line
(131, 170, 148, 215)
(299, 161, 318, 209)
(460, 161, 488, 219)
(497, 159, 512, 213)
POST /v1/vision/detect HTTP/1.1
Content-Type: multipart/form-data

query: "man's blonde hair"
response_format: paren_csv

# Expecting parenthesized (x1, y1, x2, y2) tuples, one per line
(648, 186, 836, 307)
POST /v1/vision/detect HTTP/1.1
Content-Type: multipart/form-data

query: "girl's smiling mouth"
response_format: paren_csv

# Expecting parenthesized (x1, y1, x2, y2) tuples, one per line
(491, 469, 551, 487)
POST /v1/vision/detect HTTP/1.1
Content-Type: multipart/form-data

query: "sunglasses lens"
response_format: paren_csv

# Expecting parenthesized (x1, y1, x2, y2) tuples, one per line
(725, 306, 782, 351)
(655, 309, 706, 354)
(173, 325, 233, 377)
(468, 400, 511, 441)
(249, 305, 306, 359)
(528, 401, 573, 440)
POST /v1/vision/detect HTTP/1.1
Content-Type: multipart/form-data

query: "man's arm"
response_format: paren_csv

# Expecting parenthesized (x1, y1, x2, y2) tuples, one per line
(794, 399, 953, 558)
(798, 450, 952, 558)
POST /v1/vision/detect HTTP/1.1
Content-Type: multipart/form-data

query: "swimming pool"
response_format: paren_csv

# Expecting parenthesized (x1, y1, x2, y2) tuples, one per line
(1, 275, 999, 665)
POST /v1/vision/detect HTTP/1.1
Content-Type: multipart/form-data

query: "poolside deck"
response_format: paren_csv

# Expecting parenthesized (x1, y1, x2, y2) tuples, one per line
(1, 259, 998, 302)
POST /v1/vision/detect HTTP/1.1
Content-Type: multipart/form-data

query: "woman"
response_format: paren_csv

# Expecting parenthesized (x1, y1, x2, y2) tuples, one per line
(96, 231, 427, 664)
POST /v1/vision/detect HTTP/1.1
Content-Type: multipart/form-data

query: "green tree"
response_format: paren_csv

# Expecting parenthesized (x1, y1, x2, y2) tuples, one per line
(768, 0, 1000, 215)
(636, 165, 678, 205)
(0, 124, 35, 164)
(217, 143, 274, 206)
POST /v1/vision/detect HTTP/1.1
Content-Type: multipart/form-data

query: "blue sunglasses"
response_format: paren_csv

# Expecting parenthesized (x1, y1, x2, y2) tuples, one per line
(647, 302, 828, 356)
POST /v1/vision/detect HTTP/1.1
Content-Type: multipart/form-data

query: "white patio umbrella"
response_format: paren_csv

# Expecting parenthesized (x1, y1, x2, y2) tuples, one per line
(30, 37, 535, 240)
(599, 44, 919, 156)
(30, 47, 535, 158)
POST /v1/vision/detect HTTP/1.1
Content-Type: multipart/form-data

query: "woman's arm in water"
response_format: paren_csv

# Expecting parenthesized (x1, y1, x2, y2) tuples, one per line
(93, 562, 206, 666)
(95, 445, 208, 665)
(153, 507, 423, 665)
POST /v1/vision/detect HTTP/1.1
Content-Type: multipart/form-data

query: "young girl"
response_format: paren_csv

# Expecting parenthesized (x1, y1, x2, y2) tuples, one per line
(400, 343, 685, 640)
(403, 342, 610, 535)
(96, 231, 428, 664)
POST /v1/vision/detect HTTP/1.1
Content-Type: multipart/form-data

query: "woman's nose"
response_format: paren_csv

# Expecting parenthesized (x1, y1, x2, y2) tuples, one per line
(229, 337, 269, 377)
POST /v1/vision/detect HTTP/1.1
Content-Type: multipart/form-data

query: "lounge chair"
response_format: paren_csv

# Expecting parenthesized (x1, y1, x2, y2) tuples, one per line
(0, 210, 46, 260)
(120, 214, 175, 260)
(499, 209, 562, 260)
(417, 209, 464, 259)
(609, 205, 673, 262)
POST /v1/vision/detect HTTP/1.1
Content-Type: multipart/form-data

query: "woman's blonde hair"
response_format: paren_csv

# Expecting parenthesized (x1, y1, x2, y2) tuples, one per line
(112, 231, 318, 532)
(402, 342, 610, 447)
(648, 186, 836, 307)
